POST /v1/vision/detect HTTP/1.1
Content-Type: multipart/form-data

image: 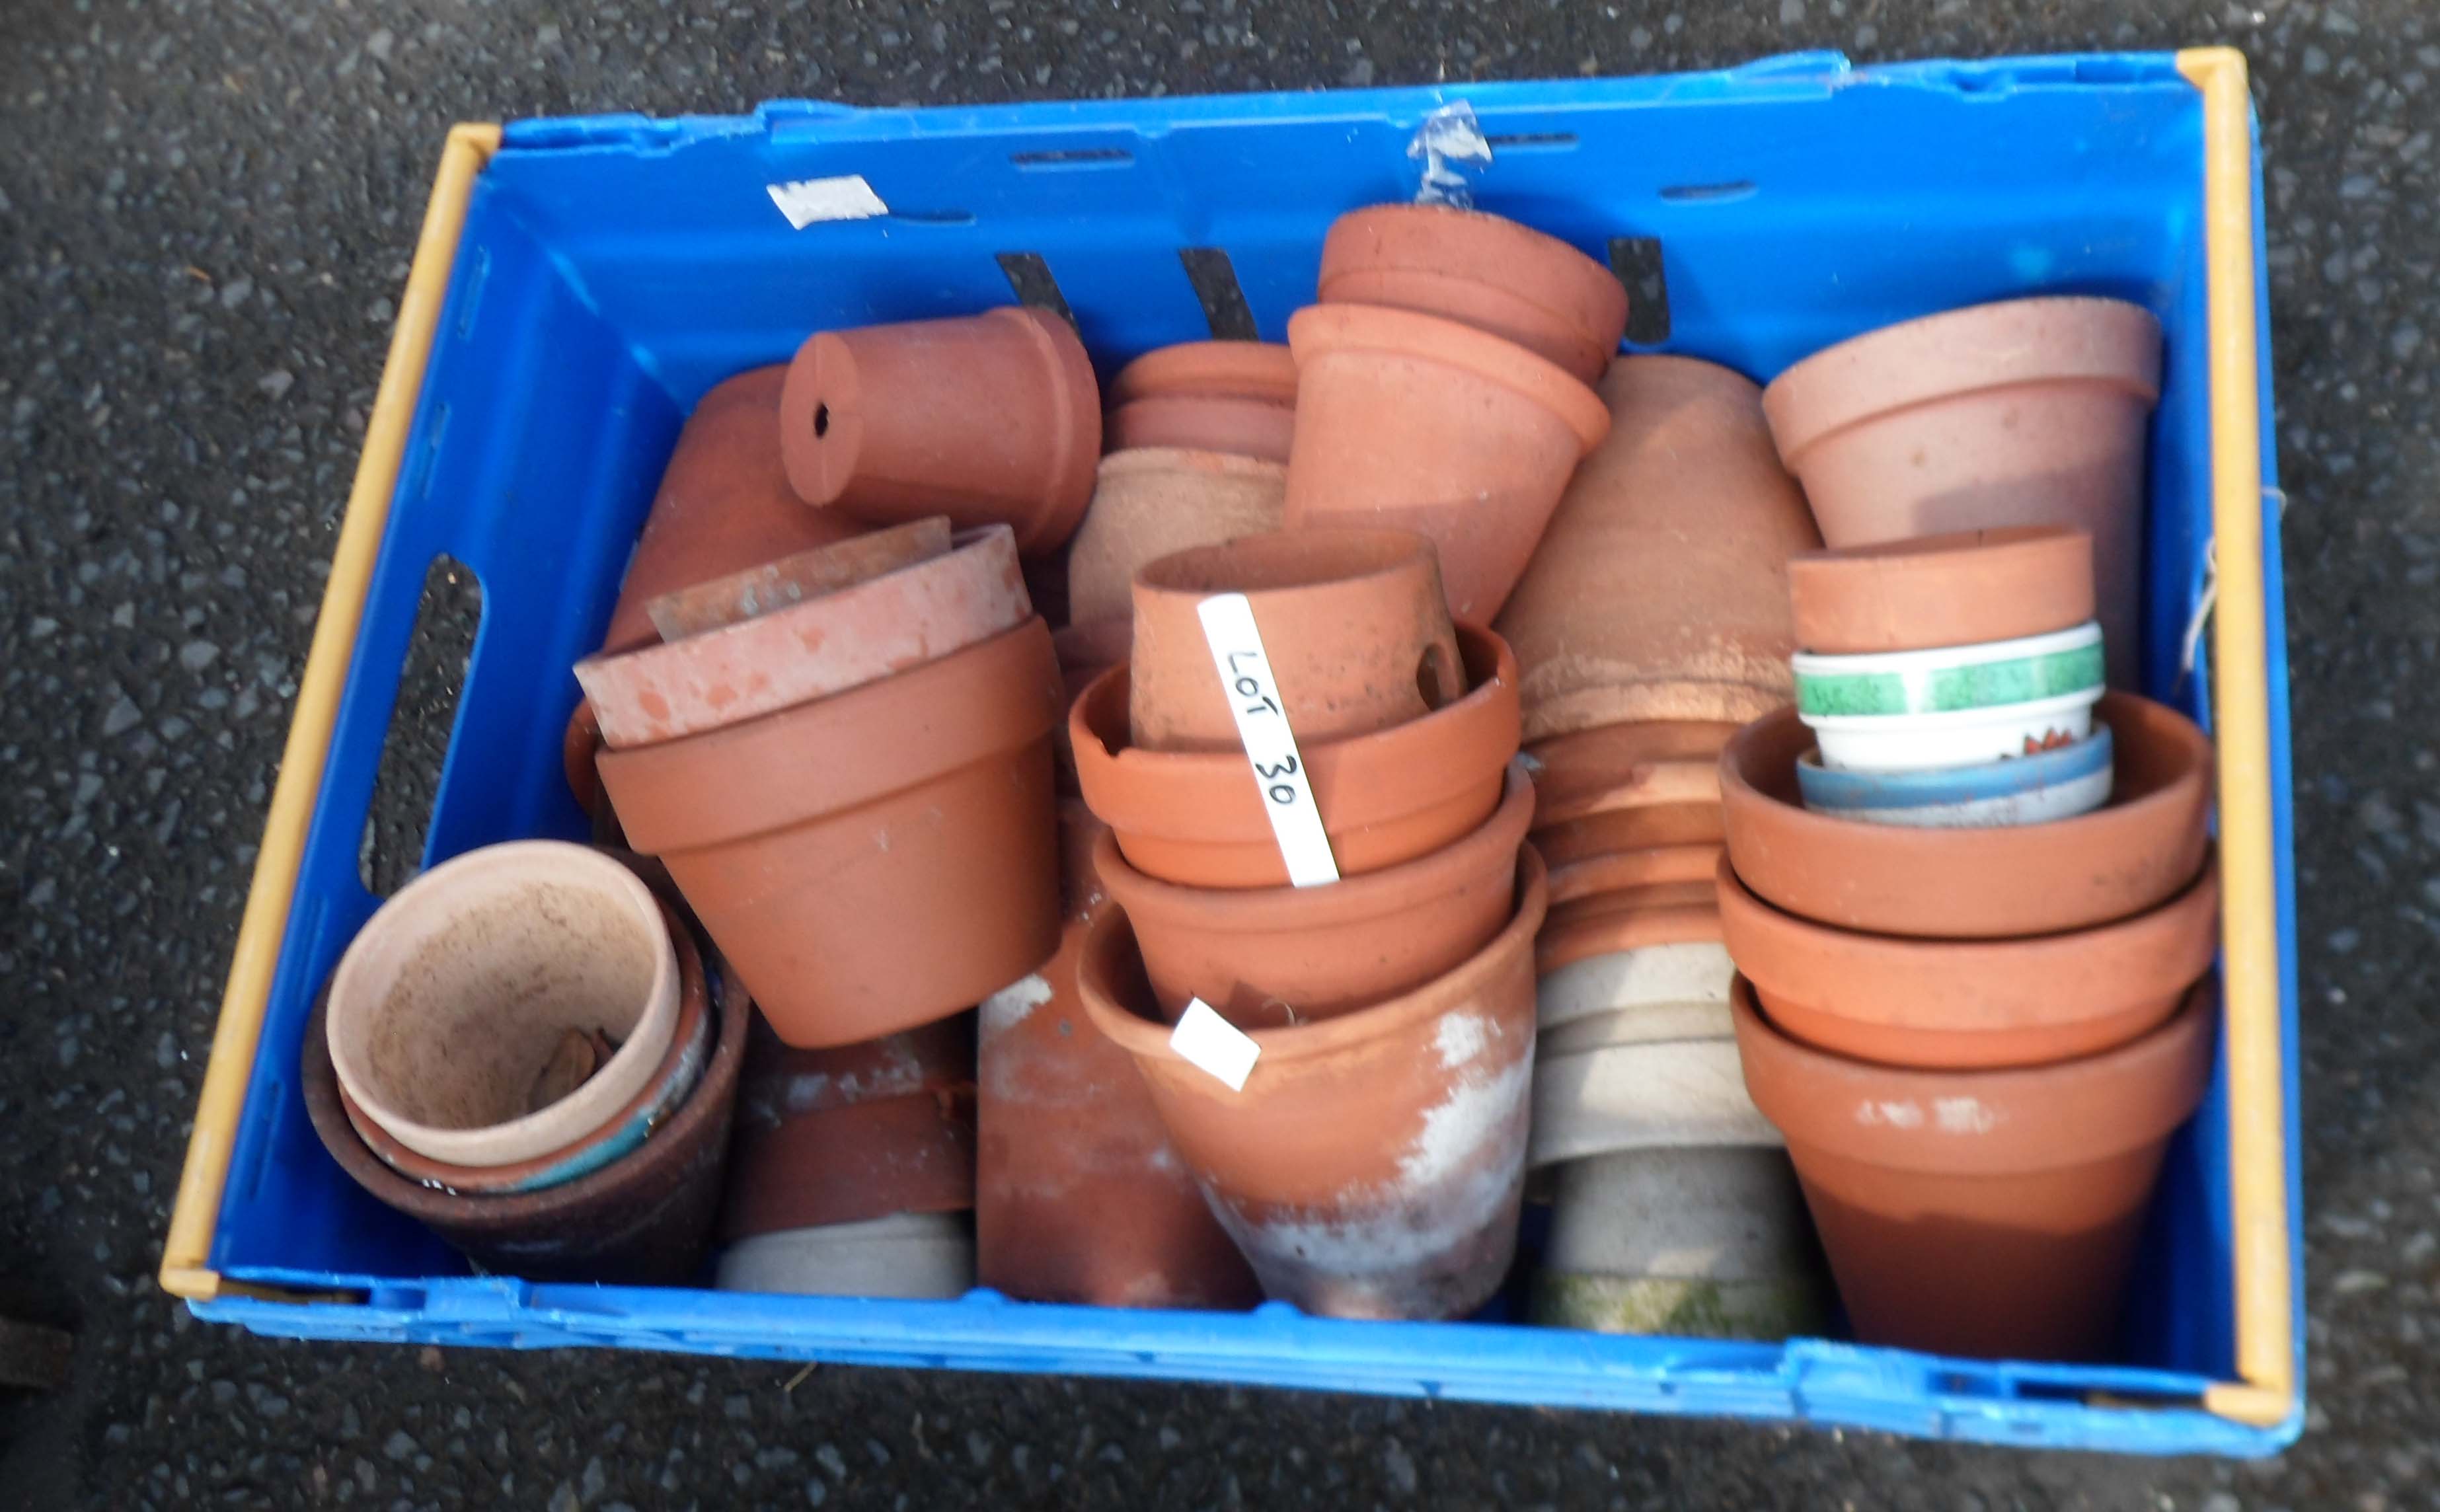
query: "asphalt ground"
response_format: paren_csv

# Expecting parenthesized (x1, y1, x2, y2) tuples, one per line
(3, 0, 2434, 1505)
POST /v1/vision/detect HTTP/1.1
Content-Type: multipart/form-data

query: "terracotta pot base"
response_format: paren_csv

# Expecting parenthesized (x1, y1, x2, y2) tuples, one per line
(1065, 448, 1287, 626)
(1537, 940, 1734, 1030)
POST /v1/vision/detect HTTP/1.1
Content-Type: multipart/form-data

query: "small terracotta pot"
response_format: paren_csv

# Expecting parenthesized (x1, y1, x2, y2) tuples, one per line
(1787, 526, 2097, 656)
(1316, 204, 1629, 385)
(1761, 297, 2162, 687)
(1494, 356, 1819, 741)
(1719, 695, 2213, 938)
(1528, 801, 1725, 870)
(299, 949, 749, 1286)
(1547, 844, 1724, 905)
(1527, 1003, 1775, 1168)
(1536, 897, 1722, 979)
(1537, 940, 1735, 1030)
(643, 515, 951, 642)
(1095, 765, 1535, 1027)
(1079, 850, 1550, 1320)
(1732, 976, 2216, 1360)
(719, 1012, 977, 1242)
(1073, 624, 1517, 888)
(597, 618, 1063, 1048)
(779, 307, 1101, 554)
(1718, 851, 2221, 1071)
(1283, 305, 1611, 622)
(976, 804, 1263, 1310)
(577, 525, 1031, 748)
(1128, 527, 1465, 753)
(1065, 449, 1287, 626)
(1104, 342, 1298, 463)
(325, 842, 681, 1169)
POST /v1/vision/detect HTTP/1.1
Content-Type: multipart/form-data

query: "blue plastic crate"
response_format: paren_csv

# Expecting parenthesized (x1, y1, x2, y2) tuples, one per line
(163, 47, 2303, 1453)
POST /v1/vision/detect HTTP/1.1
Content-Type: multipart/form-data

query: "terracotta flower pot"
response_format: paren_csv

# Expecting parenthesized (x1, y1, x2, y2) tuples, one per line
(719, 1012, 977, 1242)
(1316, 204, 1629, 385)
(298, 946, 749, 1286)
(1545, 880, 1721, 936)
(1079, 849, 1550, 1320)
(1494, 357, 1819, 741)
(1537, 938, 1734, 1030)
(1104, 342, 1299, 463)
(976, 804, 1263, 1310)
(1760, 297, 2162, 687)
(1731, 976, 2216, 1360)
(1065, 449, 1288, 627)
(1786, 525, 2097, 655)
(1128, 527, 1465, 753)
(779, 307, 1102, 554)
(1095, 765, 1535, 1027)
(1719, 695, 2213, 938)
(1718, 850, 2221, 1071)
(1527, 1001, 1776, 1168)
(1051, 617, 1135, 794)
(597, 618, 1064, 1048)
(576, 525, 1031, 748)
(324, 841, 681, 1169)
(1072, 624, 1518, 888)
(1528, 801, 1725, 870)
(1283, 305, 1611, 622)
(1536, 894, 1722, 979)
(642, 515, 951, 642)
(1546, 844, 1723, 905)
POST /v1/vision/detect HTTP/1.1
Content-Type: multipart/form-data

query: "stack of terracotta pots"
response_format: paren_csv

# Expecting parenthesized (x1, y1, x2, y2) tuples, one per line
(1717, 529, 2223, 1360)
(301, 841, 748, 1283)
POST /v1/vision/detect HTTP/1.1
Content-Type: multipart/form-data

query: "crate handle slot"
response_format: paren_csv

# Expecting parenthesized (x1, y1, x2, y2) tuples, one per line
(1009, 147, 1135, 169)
(357, 555, 483, 897)
(1657, 180, 1759, 203)
(1177, 248, 1259, 341)
(995, 252, 1076, 326)
(1609, 237, 1671, 346)
(1482, 132, 1579, 151)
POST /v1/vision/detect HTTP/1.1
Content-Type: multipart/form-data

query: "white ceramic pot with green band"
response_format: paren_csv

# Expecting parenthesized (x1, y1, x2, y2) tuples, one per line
(1791, 621, 2104, 718)
(1801, 687, 2104, 773)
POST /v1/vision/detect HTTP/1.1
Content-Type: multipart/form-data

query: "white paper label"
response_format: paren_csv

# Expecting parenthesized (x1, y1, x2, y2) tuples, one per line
(1170, 998, 1261, 1091)
(766, 174, 890, 229)
(1194, 592, 1341, 888)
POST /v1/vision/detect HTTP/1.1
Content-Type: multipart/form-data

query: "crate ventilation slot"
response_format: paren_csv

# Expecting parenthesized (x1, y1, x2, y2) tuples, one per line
(1178, 248, 1259, 340)
(358, 555, 482, 897)
(1609, 237, 1671, 346)
(995, 252, 1075, 325)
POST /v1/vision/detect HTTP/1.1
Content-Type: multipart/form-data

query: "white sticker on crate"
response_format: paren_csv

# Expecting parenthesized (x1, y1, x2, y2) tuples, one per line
(766, 174, 890, 229)
(1171, 998, 1261, 1091)
(1194, 591, 1342, 888)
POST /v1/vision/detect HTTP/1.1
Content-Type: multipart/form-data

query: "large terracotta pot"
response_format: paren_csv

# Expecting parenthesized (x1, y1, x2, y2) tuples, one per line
(1072, 624, 1517, 888)
(1128, 527, 1464, 753)
(1079, 850, 1550, 1320)
(1786, 525, 2096, 656)
(1065, 449, 1287, 627)
(1732, 977, 2215, 1360)
(1104, 342, 1298, 463)
(1283, 305, 1611, 622)
(1096, 766, 1533, 1027)
(1719, 695, 2212, 938)
(1718, 851, 2221, 1070)
(976, 804, 1263, 1310)
(1316, 204, 1628, 385)
(1495, 357, 1818, 741)
(1760, 297, 2162, 687)
(577, 525, 1031, 748)
(779, 307, 1101, 554)
(597, 619, 1064, 1048)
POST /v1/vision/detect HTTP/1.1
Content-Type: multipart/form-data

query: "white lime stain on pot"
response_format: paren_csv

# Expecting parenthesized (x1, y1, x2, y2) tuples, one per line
(1932, 1096, 2001, 1133)
(1856, 1100, 1926, 1129)
(979, 972, 1054, 1035)
(1434, 1011, 1493, 1069)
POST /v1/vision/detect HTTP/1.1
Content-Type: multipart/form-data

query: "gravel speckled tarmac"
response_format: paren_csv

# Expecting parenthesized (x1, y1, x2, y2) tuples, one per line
(3, 1, 2430, 1505)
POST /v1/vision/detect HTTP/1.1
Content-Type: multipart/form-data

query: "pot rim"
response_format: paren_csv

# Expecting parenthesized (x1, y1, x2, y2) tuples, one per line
(1800, 684, 2104, 734)
(1534, 903, 1723, 977)
(1093, 446, 1291, 486)
(1285, 303, 1612, 453)
(1078, 845, 1549, 1067)
(1796, 724, 2114, 810)
(1790, 620, 2102, 679)
(1106, 341, 1299, 407)
(1317, 203, 1628, 348)
(1787, 525, 2097, 655)
(1133, 522, 1447, 601)
(1759, 295, 2164, 467)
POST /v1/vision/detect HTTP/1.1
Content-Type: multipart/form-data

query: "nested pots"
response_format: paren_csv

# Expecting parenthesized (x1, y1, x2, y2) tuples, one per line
(1787, 525, 2096, 656)
(1103, 342, 1298, 463)
(1527, 1001, 1776, 1168)
(1064, 448, 1288, 627)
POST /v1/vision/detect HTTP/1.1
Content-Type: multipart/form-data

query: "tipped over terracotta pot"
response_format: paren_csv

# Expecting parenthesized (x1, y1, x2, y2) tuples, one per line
(1104, 342, 1298, 463)
(1317, 204, 1628, 385)
(1127, 527, 1465, 753)
(1495, 356, 1818, 741)
(780, 307, 1101, 554)
(1719, 695, 2212, 939)
(1786, 525, 2097, 655)
(1732, 976, 2215, 1360)
(1080, 849, 1550, 1320)
(1065, 448, 1287, 627)
(1284, 305, 1611, 622)
(1761, 297, 2162, 687)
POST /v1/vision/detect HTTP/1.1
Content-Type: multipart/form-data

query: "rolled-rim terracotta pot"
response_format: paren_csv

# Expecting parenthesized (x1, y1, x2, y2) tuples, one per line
(976, 804, 1264, 1310)
(1760, 297, 2162, 687)
(1316, 203, 1629, 385)
(1536, 895, 1722, 979)
(1494, 356, 1818, 740)
(716, 1211, 976, 1300)
(326, 841, 680, 1169)
(1104, 341, 1299, 463)
(1072, 624, 1518, 888)
(1095, 765, 1535, 1026)
(1719, 695, 2212, 938)
(1108, 340, 1300, 408)
(1052, 617, 1136, 794)
(1283, 304, 1611, 622)
(1537, 939, 1734, 1030)
(1529, 800, 1725, 870)
(1731, 975, 2216, 1360)
(779, 307, 1102, 554)
(576, 525, 1031, 748)
(299, 948, 750, 1285)
(597, 618, 1064, 1048)
(1718, 849, 2221, 1070)
(1788, 525, 2097, 655)
(641, 514, 952, 641)
(1128, 526, 1465, 753)
(1065, 449, 1288, 627)
(1547, 843, 1724, 905)
(1533, 758, 1721, 828)
(1545, 880, 1721, 935)
(1079, 849, 1550, 1320)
